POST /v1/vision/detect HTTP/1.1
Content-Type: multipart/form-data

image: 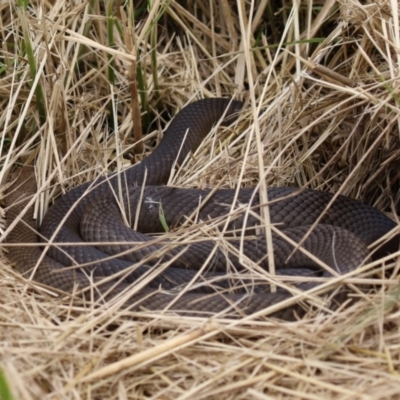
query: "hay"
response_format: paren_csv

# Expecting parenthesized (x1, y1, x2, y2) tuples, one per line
(0, 0, 399, 398)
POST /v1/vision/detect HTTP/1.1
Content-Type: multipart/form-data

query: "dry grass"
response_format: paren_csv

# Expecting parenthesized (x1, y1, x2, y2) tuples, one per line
(1, 0, 400, 398)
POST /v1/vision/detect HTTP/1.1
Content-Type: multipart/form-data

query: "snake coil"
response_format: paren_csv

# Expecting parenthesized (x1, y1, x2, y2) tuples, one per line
(5, 98, 398, 319)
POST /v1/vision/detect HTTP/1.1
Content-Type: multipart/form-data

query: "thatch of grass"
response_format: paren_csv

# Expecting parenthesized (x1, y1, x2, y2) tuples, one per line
(0, 0, 399, 399)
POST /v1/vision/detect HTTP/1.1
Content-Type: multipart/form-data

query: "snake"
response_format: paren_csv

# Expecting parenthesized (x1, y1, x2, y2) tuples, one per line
(5, 98, 398, 319)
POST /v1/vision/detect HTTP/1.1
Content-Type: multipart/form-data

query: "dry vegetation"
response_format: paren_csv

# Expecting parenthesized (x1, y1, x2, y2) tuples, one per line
(1, 0, 400, 398)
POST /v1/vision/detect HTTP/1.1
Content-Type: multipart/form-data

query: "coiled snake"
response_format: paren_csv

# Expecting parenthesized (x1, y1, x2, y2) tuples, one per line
(5, 99, 398, 319)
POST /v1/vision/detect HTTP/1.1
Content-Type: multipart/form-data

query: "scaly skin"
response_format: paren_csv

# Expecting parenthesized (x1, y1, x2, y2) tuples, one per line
(5, 98, 398, 319)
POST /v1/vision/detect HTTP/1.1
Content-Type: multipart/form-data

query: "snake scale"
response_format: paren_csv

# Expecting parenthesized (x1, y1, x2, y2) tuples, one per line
(5, 98, 398, 319)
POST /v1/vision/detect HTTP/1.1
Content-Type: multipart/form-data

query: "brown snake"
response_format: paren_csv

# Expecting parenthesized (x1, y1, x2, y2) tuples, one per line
(5, 98, 399, 319)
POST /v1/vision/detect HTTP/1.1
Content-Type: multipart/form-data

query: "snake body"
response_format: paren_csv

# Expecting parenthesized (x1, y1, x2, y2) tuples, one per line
(5, 98, 398, 318)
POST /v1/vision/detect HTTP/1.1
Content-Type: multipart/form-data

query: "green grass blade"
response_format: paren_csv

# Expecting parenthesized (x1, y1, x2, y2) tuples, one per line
(0, 368, 15, 400)
(18, 6, 46, 125)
